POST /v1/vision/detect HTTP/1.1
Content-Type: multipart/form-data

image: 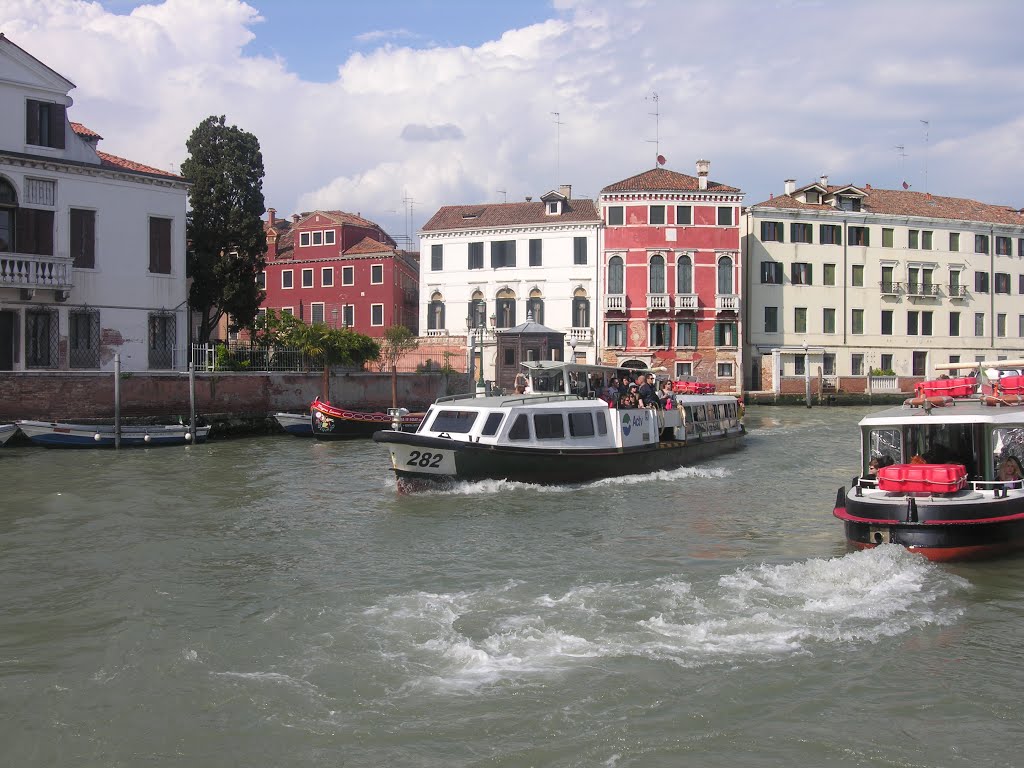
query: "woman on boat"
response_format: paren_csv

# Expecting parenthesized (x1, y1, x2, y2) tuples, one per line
(659, 380, 675, 409)
(997, 456, 1023, 489)
(618, 383, 640, 409)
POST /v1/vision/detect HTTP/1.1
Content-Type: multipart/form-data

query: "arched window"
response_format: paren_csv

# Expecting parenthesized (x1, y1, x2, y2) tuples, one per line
(572, 288, 590, 328)
(527, 288, 544, 325)
(496, 288, 517, 328)
(649, 254, 665, 293)
(0, 177, 17, 252)
(608, 255, 624, 294)
(428, 291, 445, 330)
(468, 290, 486, 328)
(717, 255, 734, 294)
(676, 254, 693, 294)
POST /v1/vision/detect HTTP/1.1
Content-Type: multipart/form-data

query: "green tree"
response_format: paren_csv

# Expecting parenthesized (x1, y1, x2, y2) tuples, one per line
(378, 325, 420, 407)
(181, 115, 267, 342)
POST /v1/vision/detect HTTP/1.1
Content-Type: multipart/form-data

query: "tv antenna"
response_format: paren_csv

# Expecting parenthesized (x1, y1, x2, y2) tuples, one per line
(645, 91, 660, 163)
(497, 189, 507, 203)
(920, 120, 930, 193)
(895, 144, 907, 186)
(551, 111, 564, 185)
(400, 190, 416, 249)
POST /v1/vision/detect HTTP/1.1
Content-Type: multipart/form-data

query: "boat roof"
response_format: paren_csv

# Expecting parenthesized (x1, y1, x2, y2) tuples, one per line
(860, 400, 1024, 427)
(431, 393, 592, 409)
(522, 360, 662, 376)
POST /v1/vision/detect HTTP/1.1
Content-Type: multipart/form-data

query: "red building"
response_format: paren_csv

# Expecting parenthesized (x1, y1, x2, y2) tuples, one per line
(260, 209, 418, 336)
(599, 161, 744, 391)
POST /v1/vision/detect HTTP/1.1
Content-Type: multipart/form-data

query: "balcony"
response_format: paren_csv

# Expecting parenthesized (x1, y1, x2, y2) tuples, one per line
(0, 252, 74, 294)
(424, 329, 450, 337)
(906, 283, 941, 300)
(605, 294, 625, 312)
(646, 293, 671, 312)
(715, 294, 740, 312)
(675, 293, 698, 311)
(568, 326, 593, 344)
(948, 284, 968, 300)
(879, 281, 903, 296)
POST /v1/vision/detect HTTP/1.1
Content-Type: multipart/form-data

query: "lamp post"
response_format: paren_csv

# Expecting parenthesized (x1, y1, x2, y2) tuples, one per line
(567, 335, 577, 364)
(803, 340, 811, 408)
(476, 326, 485, 395)
(331, 307, 338, 329)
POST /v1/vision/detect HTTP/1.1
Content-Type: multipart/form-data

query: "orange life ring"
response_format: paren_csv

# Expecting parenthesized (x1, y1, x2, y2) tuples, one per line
(903, 396, 953, 408)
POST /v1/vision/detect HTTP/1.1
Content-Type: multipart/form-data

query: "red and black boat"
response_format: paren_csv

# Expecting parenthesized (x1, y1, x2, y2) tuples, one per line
(834, 363, 1024, 561)
(310, 397, 423, 440)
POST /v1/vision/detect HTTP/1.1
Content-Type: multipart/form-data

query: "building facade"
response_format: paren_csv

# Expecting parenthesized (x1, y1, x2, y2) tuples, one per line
(599, 162, 744, 391)
(743, 178, 1024, 393)
(260, 208, 418, 337)
(418, 187, 601, 378)
(0, 34, 189, 372)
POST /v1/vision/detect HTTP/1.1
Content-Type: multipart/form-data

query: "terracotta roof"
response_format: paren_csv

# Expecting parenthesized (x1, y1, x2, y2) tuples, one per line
(344, 236, 396, 255)
(752, 185, 1024, 227)
(97, 151, 182, 180)
(601, 167, 741, 194)
(421, 199, 600, 232)
(296, 209, 382, 229)
(70, 122, 102, 140)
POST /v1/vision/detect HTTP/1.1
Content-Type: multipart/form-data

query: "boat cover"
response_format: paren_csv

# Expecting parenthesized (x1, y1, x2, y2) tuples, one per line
(877, 463, 968, 493)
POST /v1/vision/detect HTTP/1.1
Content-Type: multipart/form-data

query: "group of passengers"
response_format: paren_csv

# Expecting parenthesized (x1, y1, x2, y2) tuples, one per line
(602, 373, 676, 410)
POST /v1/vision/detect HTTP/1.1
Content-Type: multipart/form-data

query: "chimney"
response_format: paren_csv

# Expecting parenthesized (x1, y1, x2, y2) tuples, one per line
(819, 174, 829, 187)
(784, 179, 796, 195)
(696, 159, 710, 190)
(525, 196, 533, 202)
(558, 184, 572, 198)
(267, 207, 276, 227)
(292, 214, 300, 224)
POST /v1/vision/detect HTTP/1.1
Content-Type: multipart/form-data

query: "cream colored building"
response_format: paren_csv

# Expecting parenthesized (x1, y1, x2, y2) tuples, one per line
(743, 178, 1024, 393)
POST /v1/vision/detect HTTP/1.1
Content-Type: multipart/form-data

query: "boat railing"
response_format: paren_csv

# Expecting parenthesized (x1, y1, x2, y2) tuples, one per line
(432, 392, 583, 406)
(852, 476, 1021, 494)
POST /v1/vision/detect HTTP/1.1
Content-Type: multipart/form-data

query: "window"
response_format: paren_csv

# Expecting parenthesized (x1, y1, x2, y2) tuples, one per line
(907, 311, 919, 336)
(852, 354, 864, 376)
(995, 273, 1011, 294)
(468, 298, 487, 328)
(608, 256, 624, 294)
(823, 308, 836, 334)
(528, 239, 541, 267)
(838, 196, 862, 212)
(794, 307, 807, 334)
(907, 267, 920, 294)
(717, 255, 734, 294)
(301, 268, 314, 288)
(950, 269, 962, 296)
(760, 261, 782, 284)
(26, 99, 66, 149)
(717, 206, 732, 226)
(371, 264, 383, 284)
(431, 244, 442, 271)
(607, 206, 624, 225)
(794, 356, 805, 376)
(761, 221, 784, 242)
(26, 308, 57, 368)
(546, 201, 560, 215)
(717, 362, 734, 378)
(534, 413, 565, 439)
(676, 205, 692, 225)
(491, 240, 516, 268)
(676, 362, 693, 378)
(568, 412, 595, 438)
(791, 262, 812, 285)
(881, 265, 895, 292)
(851, 309, 864, 334)
(823, 264, 836, 286)
(997, 313, 1007, 338)
(371, 304, 384, 326)
(342, 305, 355, 328)
(677, 255, 694, 293)
(851, 264, 864, 287)
(922, 311, 933, 336)
(913, 351, 927, 377)
(996, 236, 1011, 256)
(573, 236, 587, 265)
(820, 224, 841, 245)
(649, 255, 666, 293)
(430, 410, 479, 434)
(881, 310, 893, 335)
(849, 226, 869, 246)
(882, 228, 894, 248)
(324, 230, 335, 245)
(823, 353, 836, 376)
(481, 413, 504, 436)
(649, 205, 665, 225)
(508, 414, 531, 441)
(975, 234, 989, 254)
(596, 411, 608, 436)
(281, 270, 293, 289)
(147, 312, 175, 369)
(281, 307, 293, 316)
(880, 354, 893, 372)
(149, 216, 171, 274)
(469, 241, 484, 270)
(975, 313, 985, 336)
(572, 295, 590, 328)
(908, 229, 919, 249)
(526, 296, 544, 325)
(950, 312, 960, 336)
(341, 266, 354, 285)
(495, 292, 516, 328)
(1020, 275, 1024, 295)
(949, 232, 960, 252)
(790, 222, 812, 243)
(321, 267, 333, 287)
(922, 231, 933, 250)
(975, 271, 989, 294)
(1020, 239, 1024, 257)
(311, 231, 323, 246)
(427, 294, 445, 330)
(649, 322, 671, 347)
(256, 271, 266, 290)
(311, 302, 325, 325)
(1020, 315, 1024, 337)
(607, 322, 626, 346)
(677, 321, 697, 347)
(299, 232, 310, 247)
(69, 309, 99, 368)
(715, 322, 737, 347)
(764, 306, 778, 333)
(69, 208, 95, 268)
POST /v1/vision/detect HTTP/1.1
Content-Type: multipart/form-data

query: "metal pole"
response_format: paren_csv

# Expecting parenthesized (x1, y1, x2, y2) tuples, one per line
(476, 330, 485, 396)
(804, 344, 811, 408)
(188, 361, 197, 443)
(113, 352, 121, 449)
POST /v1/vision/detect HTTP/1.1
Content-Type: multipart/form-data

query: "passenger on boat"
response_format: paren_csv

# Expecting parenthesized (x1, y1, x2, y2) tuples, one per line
(997, 456, 1023, 488)
(659, 380, 675, 409)
(619, 384, 640, 409)
(638, 375, 657, 408)
(603, 377, 620, 406)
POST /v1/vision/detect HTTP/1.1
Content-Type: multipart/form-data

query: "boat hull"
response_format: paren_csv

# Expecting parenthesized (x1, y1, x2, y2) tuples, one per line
(835, 492, 1024, 561)
(0, 423, 17, 445)
(16, 421, 210, 448)
(374, 429, 744, 490)
(273, 412, 313, 436)
(311, 401, 422, 440)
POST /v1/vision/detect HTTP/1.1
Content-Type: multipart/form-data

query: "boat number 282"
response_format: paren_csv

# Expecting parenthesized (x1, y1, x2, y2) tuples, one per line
(406, 450, 444, 468)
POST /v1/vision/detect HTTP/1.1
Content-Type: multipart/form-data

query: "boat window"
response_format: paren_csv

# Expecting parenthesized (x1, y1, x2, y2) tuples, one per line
(508, 414, 531, 440)
(533, 413, 565, 439)
(596, 410, 608, 435)
(992, 428, 1024, 477)
(481, 412, 504, 437)
(868, 428, 902, 466)
(568, 411, 595, 437)
(905, 423, 976, 469)
(532, 371, 565, 393)
(428, 410, 478, 434)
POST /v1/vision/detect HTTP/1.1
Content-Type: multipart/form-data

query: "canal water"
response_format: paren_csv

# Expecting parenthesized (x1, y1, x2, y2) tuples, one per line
(1, 406, 1022, 767)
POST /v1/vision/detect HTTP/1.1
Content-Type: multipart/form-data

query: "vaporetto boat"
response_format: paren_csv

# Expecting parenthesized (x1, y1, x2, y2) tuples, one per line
(834, 361, 1024, 561)
(373, 361, 745, 491)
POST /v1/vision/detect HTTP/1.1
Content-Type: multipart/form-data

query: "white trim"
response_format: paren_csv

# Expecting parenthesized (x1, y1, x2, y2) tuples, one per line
(301, 267, 314, 288)
(370, 303, 384, 326)
(321, 266, 334, 286)
(341, 265, 354, 286)
(370, 263, 384, 284)
(281, 269, 293, 289)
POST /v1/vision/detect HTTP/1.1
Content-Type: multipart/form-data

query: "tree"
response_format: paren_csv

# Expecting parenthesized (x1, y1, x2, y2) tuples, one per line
(378, 325, 420, 407)
(181, 115, 267, 342)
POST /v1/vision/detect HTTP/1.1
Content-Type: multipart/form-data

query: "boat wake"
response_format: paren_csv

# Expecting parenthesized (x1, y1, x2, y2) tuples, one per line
(363, 546, 970, 692)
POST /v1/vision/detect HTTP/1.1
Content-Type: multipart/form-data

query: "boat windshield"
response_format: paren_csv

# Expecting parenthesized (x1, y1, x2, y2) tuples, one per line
(868, 423, 980, 476)
(428, 410, 478, 434)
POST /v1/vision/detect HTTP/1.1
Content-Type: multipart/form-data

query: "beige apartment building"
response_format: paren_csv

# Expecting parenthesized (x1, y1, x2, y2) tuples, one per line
(743, 178, 1024, 394)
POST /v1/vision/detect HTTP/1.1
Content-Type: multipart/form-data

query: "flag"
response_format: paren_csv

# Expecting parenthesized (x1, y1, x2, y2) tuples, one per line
(902, 180, 910, 189)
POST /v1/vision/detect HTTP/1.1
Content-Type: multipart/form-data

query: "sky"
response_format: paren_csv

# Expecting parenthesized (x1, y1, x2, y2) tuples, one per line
(3, 0, 1024, 248)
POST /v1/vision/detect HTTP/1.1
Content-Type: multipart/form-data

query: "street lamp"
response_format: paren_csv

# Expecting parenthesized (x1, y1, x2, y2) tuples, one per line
(567, 335, 577, 364)
(803, 340, 811, 408)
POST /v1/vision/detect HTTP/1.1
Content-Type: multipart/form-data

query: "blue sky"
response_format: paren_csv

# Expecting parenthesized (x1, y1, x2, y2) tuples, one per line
(4, 0, 1024, 246)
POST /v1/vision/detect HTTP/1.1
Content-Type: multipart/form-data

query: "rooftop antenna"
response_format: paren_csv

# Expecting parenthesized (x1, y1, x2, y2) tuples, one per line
(645, 91, 660, 164)
(920, 120, 930, 193)
(895, 144, 908, 188)
(497, 189, 507, 203)
(401, 190, 416, 249)
(551, 111, 564, 185)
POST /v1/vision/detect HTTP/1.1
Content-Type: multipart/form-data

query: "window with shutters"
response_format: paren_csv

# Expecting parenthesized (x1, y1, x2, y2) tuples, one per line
(149, 217, 171, 274)
(677, 255, 694, 292)
(26, 100, 66, 149)
(608, 256, 624, 294)
(573, 236, 587, 265)
(528, 239, 541, 267)
(431, 244, 442, 271)
(311, 303, 325, 325)
(469, 241, 485, 270)
(70, 209, 95, 268)
(69, 309, 100, 368)
(491, 240, 516, 268)
(16, 209, 55, 256)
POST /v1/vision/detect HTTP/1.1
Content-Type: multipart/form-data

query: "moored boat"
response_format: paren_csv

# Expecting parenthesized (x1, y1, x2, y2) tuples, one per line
(834, 361, 1024, 561)
(273, 411, 313, 436)
(16, 420, 210, 448)
(0, 423, 17, 445)
(310, 397, 423, 440)
(373, 361, 745, 491)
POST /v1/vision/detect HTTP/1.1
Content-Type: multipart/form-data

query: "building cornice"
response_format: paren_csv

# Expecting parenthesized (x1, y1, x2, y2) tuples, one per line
(419, 221, 601, 240)
(747, 206, 1024, 234)
(0, 150, 189, 190)
(601, 192, 744, 205)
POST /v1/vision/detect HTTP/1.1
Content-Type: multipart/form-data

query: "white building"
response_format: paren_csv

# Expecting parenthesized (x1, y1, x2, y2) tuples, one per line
(419, 187, 601, 379)
(743, 178, 1024, 393)
(0, 34, 189, 372)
